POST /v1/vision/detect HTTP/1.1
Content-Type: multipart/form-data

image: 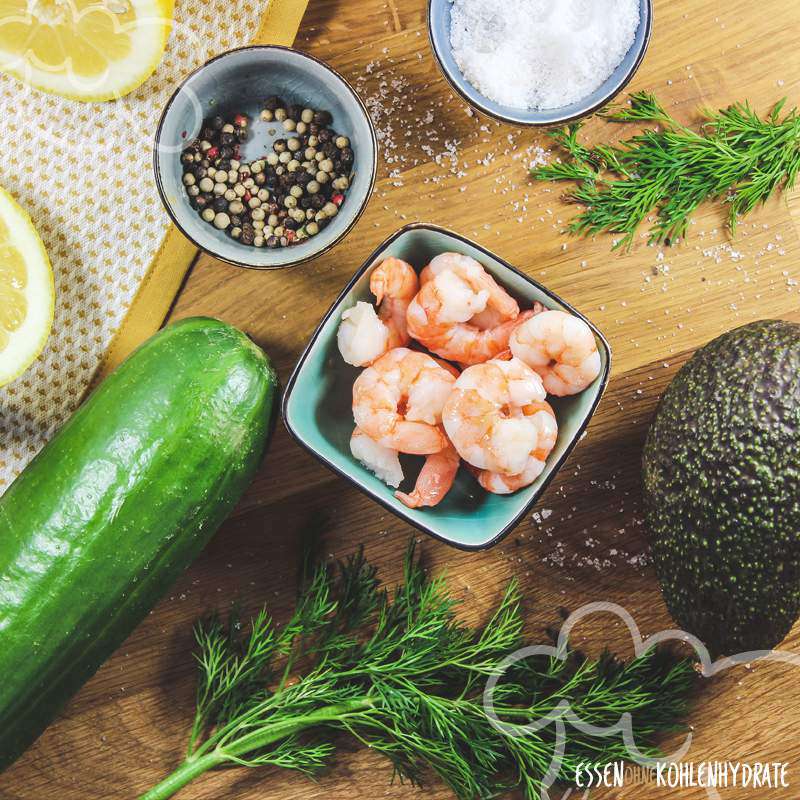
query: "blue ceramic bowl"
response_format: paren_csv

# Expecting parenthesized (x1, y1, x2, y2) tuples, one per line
(427, 0, 653, 127)
(283, 224, 611, 550)
(154, 46, 377, 269)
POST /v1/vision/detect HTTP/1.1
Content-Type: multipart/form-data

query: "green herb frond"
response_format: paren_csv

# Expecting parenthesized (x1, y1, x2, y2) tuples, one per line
(532, 93, 800, 249)
(148, 543, 697, 800)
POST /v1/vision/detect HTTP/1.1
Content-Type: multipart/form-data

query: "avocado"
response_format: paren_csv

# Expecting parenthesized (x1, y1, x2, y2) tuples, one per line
(642, 319, 800, 656)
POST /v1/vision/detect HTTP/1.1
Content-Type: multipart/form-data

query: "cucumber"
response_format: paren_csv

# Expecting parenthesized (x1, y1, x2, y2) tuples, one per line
(0, 317, 277, 771)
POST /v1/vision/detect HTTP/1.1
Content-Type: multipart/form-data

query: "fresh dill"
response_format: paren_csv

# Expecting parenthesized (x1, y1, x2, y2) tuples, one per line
(139, 543, 696, 800)
(532, 92, 800, 250)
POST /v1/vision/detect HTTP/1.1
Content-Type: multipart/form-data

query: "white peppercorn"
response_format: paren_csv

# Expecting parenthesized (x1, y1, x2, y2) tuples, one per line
(307, 180, 320, 194)
(287, 159, 300, 172)
(248, 196, 261, 209)
(222, 123, 234, 133)
(199, 177, 214, 193)
(323, 201, 338, 217)
(254, 235, 264, 247)
(252, 207, 265, 221)
(233, 183, 246, 197)
(290, 185, 303, 198)
(335, 135, 350, 149)
(306, 221, 319, 235)
(224, 188, 237, 201)
(278, 150, 292, 164)
(287, 137, 301, 152)
(296, 121, 307, 135)
(257, 188, 269, 201)
(213, 182, 227, 195)
(304, 147, 316, 161)
(320, 158, 334, 173)
(201, 208, 215, 222)
(332, 176, 350, 191)
(301, 108, 314, 123)
(260, 109, 273, 122)
(282, 119, 296, 132)
(213, 212, 230, 229)
(284, 195, 298, 209)
(228, 200, 244, 215)
(230, 226, 242, 239)
(266, 152, 279, 166)
(187, 185, 200, 197)
(316, 170, 329, 184)
(274, 107, 287, 121)
(182, 172, 196, 186)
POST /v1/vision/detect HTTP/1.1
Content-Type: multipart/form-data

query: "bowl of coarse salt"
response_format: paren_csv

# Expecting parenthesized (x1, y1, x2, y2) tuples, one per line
(428, 0, 652, 126)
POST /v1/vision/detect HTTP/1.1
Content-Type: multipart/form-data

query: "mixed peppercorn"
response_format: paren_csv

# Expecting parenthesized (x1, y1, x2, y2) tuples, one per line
(180, 98, 354, 248)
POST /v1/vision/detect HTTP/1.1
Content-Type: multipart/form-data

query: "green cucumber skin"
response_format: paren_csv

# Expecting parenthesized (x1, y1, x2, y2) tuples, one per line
(0, 317, 277, 771)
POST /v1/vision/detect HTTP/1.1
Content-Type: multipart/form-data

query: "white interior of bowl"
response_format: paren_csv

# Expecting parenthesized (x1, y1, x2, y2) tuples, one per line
(155, 47, 376, 268)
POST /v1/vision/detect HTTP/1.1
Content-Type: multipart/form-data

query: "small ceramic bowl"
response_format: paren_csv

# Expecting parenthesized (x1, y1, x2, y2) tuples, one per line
(427, 0, 653, 127)
(283, 224, 611, 550)
(154, 46, 377, 269)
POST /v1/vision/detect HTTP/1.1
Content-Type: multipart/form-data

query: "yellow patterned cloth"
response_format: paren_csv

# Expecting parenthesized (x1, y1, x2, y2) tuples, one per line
(0, 1, 274, 490)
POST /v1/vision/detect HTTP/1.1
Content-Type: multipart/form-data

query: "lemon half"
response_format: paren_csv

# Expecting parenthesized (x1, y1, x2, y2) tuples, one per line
(0, 187, 54, 387)
(0, 0, 174, 102)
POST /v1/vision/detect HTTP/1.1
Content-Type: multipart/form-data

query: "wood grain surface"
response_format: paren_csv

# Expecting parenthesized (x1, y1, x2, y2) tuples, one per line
(3, 0, 800, 798)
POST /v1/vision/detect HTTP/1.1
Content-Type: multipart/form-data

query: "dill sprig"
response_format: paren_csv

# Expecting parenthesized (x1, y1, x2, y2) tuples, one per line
(138, 543, 696, 800)
(532, 91, 800, 250)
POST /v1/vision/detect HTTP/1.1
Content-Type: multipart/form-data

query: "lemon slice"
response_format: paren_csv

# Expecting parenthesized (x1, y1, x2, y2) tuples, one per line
(0, 0, 174, 102)
(0, 187, 54, 387)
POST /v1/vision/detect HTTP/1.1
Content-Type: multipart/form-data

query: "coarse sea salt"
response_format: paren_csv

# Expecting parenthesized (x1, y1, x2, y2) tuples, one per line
(449, 0, 640, 110)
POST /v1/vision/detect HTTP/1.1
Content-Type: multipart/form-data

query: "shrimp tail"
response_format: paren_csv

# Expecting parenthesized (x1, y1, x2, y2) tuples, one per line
(396, 444, 460, 509)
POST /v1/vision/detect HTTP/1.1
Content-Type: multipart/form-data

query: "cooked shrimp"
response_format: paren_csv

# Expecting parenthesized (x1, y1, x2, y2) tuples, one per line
(396, 440, 460, 509)
(337, 258, 419, 367)
(476, 402, 557, 494)
(353, 347, 456, 454)
(337, 302, 390, 367)
(407, 252, 527, 365)
(443, 357, 551, 476)
(509, 309, 601, 396)
(350, 426, 404, 488)
(370, 257, 419, 348)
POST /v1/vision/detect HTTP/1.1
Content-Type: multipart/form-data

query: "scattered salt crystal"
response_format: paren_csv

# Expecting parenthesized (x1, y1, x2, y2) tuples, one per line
(449, 0, 640, 110)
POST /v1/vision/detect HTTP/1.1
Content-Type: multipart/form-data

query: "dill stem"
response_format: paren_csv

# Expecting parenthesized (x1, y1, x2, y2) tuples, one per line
(138, 699, 374, 800)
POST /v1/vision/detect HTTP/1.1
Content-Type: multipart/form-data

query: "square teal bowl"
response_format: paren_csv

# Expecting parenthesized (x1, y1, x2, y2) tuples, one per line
(282, 224, 611, 550)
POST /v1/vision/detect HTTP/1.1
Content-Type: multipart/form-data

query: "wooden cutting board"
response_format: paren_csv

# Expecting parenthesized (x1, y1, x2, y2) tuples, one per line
(3, 0, 800, 798)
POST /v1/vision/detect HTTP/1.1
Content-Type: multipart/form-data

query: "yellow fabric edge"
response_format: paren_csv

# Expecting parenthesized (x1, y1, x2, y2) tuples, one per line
(93, 0, 310, 382)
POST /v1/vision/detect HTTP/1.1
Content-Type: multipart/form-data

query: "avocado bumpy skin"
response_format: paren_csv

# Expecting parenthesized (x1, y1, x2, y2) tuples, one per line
(643, 319, 800, 657)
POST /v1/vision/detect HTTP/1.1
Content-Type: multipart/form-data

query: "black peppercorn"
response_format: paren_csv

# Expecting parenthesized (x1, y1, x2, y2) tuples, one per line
(264, 95, 283, 111)
(267, 202, 280, 215)
(201, 126, 214, 140)
(309, 123, 320, 135)
(299, 196, 313, 209)
(311, 194, 325, 210)
(287, 104, 303, 121)
(313, 110, 332, 126)
(322, 141, 338, 158)
(317, 129, 332, 144)
(220, 132, 236, 147)
(217, 159, 231, 171)
(220, 146, 234, 159)
(279, 173, 293, 189)
(266, 235, 280, 248)
(180, 152, 194, 166)
(340, 147, 354, 165)
(210, 115, 224, 130)
(213, 196, 228, 212)
(241, 225, 255, 245)
(317, 217, 330, 231)
(236, 128, 248, 142)
(283, 218, 297, 230)
(297, 171, 312, 187)
(230, 214, 243, 227)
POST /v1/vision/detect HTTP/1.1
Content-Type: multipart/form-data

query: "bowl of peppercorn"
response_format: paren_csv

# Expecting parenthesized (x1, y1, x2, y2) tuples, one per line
(154, 46, 378, 269)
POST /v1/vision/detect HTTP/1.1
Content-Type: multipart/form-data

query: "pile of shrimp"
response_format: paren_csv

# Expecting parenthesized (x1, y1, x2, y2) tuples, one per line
(336, 252, 601, 510)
